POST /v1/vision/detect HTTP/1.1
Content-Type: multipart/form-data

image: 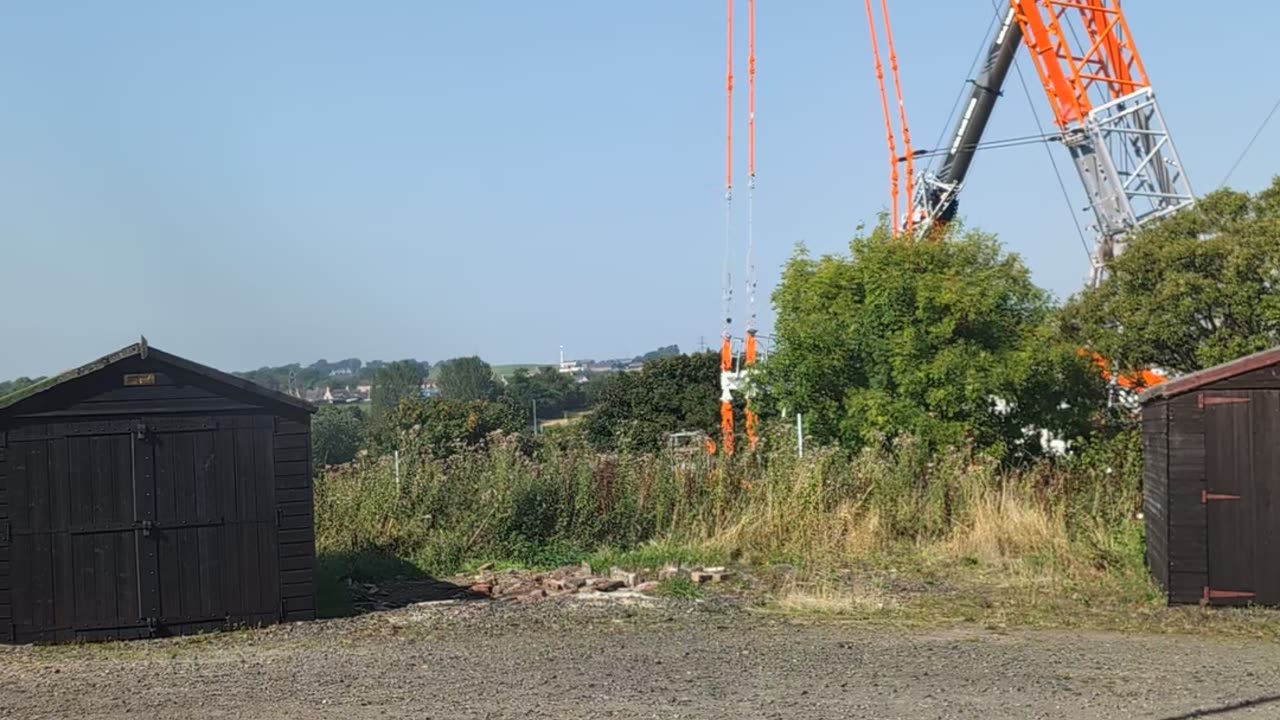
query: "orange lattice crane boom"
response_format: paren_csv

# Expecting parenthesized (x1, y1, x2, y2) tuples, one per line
(1010, 0, 1194, 287)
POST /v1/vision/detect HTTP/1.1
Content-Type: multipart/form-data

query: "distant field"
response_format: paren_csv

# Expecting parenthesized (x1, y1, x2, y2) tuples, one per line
(427, 363, 548, 380)
(538, 410, 591, 428)
(493, 364, 549, 379)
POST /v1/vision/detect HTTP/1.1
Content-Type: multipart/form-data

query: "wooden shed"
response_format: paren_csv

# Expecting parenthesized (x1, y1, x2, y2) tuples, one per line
(1140, 345, 1280, 607)
(0, 339, 317, 643)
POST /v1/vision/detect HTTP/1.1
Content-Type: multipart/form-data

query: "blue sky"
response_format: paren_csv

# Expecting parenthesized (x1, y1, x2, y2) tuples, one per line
(0, 1, 1275, 379)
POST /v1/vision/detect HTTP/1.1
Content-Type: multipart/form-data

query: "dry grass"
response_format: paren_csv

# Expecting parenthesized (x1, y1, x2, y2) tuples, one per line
(314, 425, 1280, 636)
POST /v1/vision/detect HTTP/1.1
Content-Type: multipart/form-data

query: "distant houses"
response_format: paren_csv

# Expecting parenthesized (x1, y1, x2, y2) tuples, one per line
(300, 354, 651, 406)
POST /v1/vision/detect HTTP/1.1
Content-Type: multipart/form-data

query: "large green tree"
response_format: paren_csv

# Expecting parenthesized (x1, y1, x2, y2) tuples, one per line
(388, 397, 524, 457)
(437, 356, 498, 402)
(584, 352, 725, 452)
(1061, 179, 1280, 376)
(312, 404, 367, 467)
(503, 366, 585, 421)
(371, 359, 426, 421)
(764, 220, 1104, 460)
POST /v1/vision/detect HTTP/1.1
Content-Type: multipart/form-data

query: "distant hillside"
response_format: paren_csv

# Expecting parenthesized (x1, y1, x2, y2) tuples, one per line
(1, 344, 684, 395)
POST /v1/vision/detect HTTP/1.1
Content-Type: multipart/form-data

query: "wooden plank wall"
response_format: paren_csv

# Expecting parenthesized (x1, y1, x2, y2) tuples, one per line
(1166, 393, 1207, 603)
(274, 419, 316, 622)
(0, 430, 10, 640)
(1141, 402, 1169, 595)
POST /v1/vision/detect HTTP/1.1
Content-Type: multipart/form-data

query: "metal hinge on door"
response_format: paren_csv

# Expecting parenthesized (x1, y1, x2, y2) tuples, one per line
(1202, 490, 1242, 504)
(0, 522, 9, 545)
(1203, 587, 1256, 604)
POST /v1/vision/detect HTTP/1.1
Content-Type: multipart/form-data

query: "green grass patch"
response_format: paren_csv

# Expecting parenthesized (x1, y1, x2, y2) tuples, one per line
(656, 576, 703, 600)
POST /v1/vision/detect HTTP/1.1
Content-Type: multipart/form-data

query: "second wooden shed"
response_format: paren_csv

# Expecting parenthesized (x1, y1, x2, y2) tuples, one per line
(1140, 345, 1280, 607)
(0, 339, 318, 643)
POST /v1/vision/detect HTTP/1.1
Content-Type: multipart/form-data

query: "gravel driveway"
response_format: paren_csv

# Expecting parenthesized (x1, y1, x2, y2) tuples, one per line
(2, 595, 1279, 719)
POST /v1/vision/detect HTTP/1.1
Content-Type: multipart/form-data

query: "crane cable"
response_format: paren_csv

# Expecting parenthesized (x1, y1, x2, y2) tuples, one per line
(991, 0, 1093, 265)
(1219, 95, 1280, 190)
(924, 11, 1002, 181)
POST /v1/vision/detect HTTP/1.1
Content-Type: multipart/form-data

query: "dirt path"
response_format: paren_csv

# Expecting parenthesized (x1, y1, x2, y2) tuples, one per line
(2, 596, 1279, 720)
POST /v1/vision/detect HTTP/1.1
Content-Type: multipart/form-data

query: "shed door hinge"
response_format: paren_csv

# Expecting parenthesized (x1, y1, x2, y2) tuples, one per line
(0, 522, 9, 545)
(1203, 587, 1256, 604)
(1199, 393, 1250, 409)
(1202, 490, 1242, 504)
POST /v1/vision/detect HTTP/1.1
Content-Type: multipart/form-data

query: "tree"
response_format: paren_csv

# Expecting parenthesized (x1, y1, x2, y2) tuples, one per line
(0, 376, 44, 398)
(764, 219, 1104, 460)
(1061, 179, 1280, 377)
(634, 345, 681, 364)
(387, 397, 523, 457)
(371, 360, 426, 421)
(312, 404, 366, 466)
(503, 366, 585, 420)
(437, 356, 498, 401)
(584, 352, 724, 452)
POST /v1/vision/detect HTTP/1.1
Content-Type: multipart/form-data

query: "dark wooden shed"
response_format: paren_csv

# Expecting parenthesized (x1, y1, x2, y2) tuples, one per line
(1140, 345, 1280, 607)
(0, 339, 318, 643)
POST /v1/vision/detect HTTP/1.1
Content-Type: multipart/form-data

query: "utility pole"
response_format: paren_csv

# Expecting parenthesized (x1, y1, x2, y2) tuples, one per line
(532, 398, 539, 436)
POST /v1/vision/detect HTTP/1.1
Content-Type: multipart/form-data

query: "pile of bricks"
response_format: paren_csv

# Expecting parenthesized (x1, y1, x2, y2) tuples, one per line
(459, 562, 736, 604)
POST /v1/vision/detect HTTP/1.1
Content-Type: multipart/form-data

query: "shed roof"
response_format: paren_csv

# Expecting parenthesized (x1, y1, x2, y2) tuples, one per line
(1138, 344, 1280, 403)
(0, 337, 316, 415)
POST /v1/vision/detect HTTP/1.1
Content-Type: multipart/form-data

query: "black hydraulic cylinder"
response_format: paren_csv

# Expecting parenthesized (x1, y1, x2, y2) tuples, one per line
(930, 5, 1024, 222)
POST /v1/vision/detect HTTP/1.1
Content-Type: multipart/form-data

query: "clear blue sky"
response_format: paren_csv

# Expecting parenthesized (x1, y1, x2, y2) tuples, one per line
(1, 1, 1275, 379)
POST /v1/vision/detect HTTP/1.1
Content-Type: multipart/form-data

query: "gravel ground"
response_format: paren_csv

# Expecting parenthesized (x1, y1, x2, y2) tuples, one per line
(2, 594, 1280, 720)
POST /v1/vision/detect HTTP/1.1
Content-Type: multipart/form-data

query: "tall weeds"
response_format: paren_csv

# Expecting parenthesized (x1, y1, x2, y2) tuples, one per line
(315, 424, 1145, 585)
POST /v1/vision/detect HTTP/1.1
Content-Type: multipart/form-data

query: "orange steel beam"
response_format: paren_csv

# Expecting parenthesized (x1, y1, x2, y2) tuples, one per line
(1011, 0, 1151, 129)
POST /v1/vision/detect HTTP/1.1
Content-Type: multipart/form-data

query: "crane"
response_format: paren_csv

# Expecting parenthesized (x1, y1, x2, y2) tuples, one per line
(870, 0, 1196, 289)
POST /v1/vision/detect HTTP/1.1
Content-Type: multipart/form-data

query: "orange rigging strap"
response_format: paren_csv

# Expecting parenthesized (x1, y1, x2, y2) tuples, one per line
(725, 0, 734, 193)
(863, 0, 914, 236)
(864, 0, 899, 235)
(744, 0, 759, 451)
(720, 0, 736, 456)
(878, 0, 914, 232)
(748, 0, 756, 180)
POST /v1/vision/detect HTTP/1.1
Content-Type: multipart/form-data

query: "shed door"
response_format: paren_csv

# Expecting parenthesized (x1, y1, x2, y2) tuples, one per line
(8, 428, 146, 643)
(7, 418, 280, 641)
(1203, 390, 1280, 606)
(145, 422, 279, 630)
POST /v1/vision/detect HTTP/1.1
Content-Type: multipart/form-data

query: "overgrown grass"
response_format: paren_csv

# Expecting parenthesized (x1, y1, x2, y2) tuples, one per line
(310, 424, 1280, 635)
